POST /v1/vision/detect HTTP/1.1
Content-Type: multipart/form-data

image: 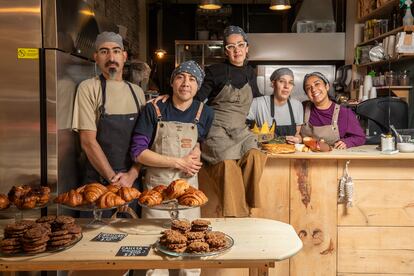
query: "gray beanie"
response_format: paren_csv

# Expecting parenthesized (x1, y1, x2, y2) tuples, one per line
(223, 25, 248, 44)
(170, 60, 205, 89)
(303, 71, 329, 91)
(95, 32, 124, 50)
(270, 68, 294, 82)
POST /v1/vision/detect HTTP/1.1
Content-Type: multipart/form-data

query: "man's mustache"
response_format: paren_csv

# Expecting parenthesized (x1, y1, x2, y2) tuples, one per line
(105, 61, 119, 67)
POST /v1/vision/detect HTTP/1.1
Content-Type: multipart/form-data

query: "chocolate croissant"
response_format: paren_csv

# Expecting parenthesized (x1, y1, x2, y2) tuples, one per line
(139, 190, 163, 207)
(84, 183, 108, 203)
(65, 189, 83, 207)
(165, 179, 190, 199)
(96, 191, 125, 209)
(178, 189, 208, 207)
(0, 194, 10, 209)
(118, 187, 140, 202)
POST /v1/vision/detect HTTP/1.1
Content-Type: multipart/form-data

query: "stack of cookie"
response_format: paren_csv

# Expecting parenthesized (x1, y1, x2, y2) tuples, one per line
(0, 215, 82, 255)
(21, 224, 51, 254)
(1, 220, 35, 254)
(48, 216, 81, 250)
(159, 230, 187, 253)
(159, 219, 228, 254)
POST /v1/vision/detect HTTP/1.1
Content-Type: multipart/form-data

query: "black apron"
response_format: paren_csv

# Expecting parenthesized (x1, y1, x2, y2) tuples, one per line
(271, 95, 296, 137)
(83, 74, 140, 184)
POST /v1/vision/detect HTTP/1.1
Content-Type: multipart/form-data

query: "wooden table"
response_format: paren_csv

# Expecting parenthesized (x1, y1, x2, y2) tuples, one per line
(0, 218, 302, 276)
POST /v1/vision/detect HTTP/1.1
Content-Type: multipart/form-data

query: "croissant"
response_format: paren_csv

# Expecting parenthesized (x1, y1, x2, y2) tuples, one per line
(64, 189, 83, 207)
(15, 194, 37, 209)
(32, 186, 50, 205)
(107, 184, 120, 194)
(54, 191, 69, 204)
(8, 185, 30, 203)
(118, 187, 140, 202)
(0, 194, 10, 209)
(76, 185, 86, 194)
(165, 179, 190, 199)
(96, 191, 125, 209)
(84, 183, 108, 203)
(139, 190, 163, 207)
(152, 185, 167, 199)
(178, 189, 208, 207)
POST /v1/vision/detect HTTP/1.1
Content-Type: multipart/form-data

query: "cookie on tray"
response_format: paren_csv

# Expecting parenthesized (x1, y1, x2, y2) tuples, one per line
(191, 219, 211, 232)
(187, 241, 209, 253)
(171, 219, 191, 233)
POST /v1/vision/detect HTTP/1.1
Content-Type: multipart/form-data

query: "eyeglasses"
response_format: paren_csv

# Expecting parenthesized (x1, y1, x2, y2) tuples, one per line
(225, 41, 248, 51)
(97, 47, 123, 56)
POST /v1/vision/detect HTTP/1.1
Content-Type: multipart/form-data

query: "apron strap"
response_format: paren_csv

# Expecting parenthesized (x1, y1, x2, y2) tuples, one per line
(99, 74, 107, 115)
(331, 103, 340, 132)
(287, 98, 296, 126)
(270, 95, 277, 128)
(125, 81, 140, 112)
(194, 102, 204, 124)
(304, 102, 312, 124)
(151, 101, 163, 121)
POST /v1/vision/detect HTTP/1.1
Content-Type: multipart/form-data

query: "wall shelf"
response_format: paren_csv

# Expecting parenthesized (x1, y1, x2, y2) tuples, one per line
(358, 26, 414, 47)
(358, 0, 398, 23)
(356, 54, 414, 67)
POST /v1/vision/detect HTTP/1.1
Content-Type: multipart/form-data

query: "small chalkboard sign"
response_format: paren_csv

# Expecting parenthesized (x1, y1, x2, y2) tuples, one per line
(91, 232, 127, 242)
(116, 246, 150, 256)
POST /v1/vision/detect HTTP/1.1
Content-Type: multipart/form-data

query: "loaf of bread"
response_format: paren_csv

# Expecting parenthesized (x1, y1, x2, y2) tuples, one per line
(165, 179, 190, 199)
(139, 190, 163, 207)
(0, 194, 10, 209)
(303, 137, 331, 152)
(96, 191, 126, 209)
(117, 187, 140, 202)
(178, 189, 208, 207)
(84, 183, 108, 203)
(261, 143, 296, 154)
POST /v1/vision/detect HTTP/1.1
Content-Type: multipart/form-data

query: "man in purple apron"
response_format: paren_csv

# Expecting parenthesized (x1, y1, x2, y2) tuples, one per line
(197, 26, 267, 217)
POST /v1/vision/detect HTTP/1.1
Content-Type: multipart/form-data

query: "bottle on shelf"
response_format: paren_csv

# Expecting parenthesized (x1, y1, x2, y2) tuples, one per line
(403, 1, 414, 26)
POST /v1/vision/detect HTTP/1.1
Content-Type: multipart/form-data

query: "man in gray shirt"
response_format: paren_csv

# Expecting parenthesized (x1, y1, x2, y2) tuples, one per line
(247, 68, 303, 144)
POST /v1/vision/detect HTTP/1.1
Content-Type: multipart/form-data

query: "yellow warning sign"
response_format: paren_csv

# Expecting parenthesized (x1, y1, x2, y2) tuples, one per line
(17, 48, 39, 59)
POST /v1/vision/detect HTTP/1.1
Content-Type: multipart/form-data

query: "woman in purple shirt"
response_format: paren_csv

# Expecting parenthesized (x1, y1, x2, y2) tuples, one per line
(300, 72, 366, 149)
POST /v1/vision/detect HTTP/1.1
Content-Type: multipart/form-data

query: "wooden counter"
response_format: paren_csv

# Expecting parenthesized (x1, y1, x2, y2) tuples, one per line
(199, 145, 414, 276)
(0, 218, 302, 275)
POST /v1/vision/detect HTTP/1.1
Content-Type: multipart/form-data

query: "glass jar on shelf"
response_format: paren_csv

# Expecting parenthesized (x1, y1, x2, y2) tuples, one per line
(399, 70, 410, 86)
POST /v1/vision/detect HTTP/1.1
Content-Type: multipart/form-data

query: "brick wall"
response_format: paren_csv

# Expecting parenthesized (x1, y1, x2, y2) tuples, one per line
(92, 0, 141, 57)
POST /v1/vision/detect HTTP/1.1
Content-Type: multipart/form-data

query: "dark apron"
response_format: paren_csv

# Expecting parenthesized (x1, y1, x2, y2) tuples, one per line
(271, 95, 297, 137)
(202, 65, 258, 164)
(83, 74, 140, 184)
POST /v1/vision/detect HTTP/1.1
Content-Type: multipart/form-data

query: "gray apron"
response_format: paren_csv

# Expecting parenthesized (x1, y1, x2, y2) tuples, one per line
(142, 101, 204, 219)
(301, 102, 341, 146)
(271, 95, 297, 137)
(202, 66, 258, 164)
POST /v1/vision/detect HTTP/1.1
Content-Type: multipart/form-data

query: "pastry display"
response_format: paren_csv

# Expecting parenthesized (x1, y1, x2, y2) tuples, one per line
(55, 183, 140, 209)
(0, 215, 82, 255)
(138, 179, 208, 207)
(261, 137, 296, 154)
(1, 185, 51, 210)
(158, 219, 231, 254)
(303, 137, 332, 152)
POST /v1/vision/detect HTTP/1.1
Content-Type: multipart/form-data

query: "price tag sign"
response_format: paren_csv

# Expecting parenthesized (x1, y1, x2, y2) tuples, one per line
(91, 232, 127, 242)
(116, 246, 150, 256)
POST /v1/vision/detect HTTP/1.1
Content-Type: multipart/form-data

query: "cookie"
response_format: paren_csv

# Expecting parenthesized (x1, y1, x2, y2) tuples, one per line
(187, 241, 209, 253)
(23, 225, 50, 240)
(207, 237, 227, 249)
(24, 246, 47, 254)
(0, 238, 21, 246)
(191, 219, 211, 227)
(50, 229, 68, 237)
(1, 248, 22, 254)
(23, 243, 47, 251)
(50, 234, 72, 241)
(165, 232, 187, 244)
(66, 224, 82, 234)
(21, 236, 49, 245)
(49, 238, 72, 246)
(166, 243, 187, 250)
(36, 215, 56, 223)
(5, 220, 34, 232)
(171, 219, 191, 233)
(54, 215, 75, 225)
(186, 231, 205, 240)
(205, 231, 225, 240)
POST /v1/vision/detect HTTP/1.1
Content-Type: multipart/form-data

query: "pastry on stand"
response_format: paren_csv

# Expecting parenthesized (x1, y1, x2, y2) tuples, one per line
(138, 179, 208, 228)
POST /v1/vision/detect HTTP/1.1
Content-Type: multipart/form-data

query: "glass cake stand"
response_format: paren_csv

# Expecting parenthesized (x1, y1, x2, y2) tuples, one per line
(59, 201, 132, 228)
(138, 199, 205, 228)
(0, 201, 52, 222)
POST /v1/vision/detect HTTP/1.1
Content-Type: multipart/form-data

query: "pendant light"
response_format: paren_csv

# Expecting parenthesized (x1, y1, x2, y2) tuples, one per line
(199, 0, 222, 10)
(269, 0, 291, 10)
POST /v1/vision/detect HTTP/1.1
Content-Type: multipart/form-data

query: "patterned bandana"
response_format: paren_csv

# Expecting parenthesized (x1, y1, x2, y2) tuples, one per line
(95, 32, 124, 50)
(303, 72, 329, 91)
(270, 68, 294, 81)
(223, 25, 248, 44)
(170, 60, 205, 89)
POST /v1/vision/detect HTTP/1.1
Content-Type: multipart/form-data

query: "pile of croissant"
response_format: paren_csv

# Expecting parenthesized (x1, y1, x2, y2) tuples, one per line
(54, 183, 141, 209)
(0, 185, 51, 210)
(139, 179, 208, 207)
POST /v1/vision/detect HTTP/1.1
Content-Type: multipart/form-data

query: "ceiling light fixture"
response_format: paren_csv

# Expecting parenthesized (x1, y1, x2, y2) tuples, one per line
(155, 49, 167, 59)
(269, 0, 291, 10)
(199, 0, 222, 10)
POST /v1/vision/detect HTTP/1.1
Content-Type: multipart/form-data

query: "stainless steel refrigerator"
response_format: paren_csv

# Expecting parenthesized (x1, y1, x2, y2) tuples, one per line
(0, 0, 99, 216)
